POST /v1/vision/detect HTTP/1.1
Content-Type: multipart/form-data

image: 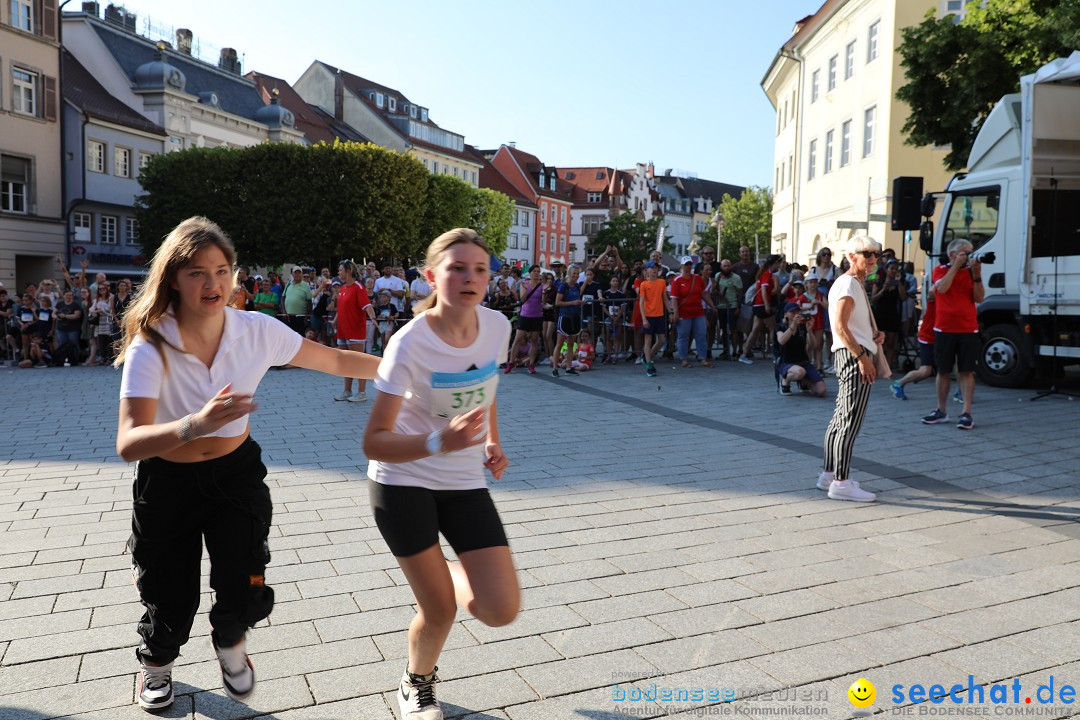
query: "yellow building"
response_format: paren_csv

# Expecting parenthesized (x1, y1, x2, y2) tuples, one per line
(761, 0, 955, 265)
(1, 0, 65, 289)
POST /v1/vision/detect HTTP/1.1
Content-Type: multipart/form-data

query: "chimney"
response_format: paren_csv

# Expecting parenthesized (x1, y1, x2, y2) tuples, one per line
(176, 28, 192, 55)
(123, 9, 135, 31)
(81, 1, 99, 16)
(103, 3, 122, 25)
(334, 69, 343, 121)
(218, 47, 239, 74)
(508, 141, 516, 148)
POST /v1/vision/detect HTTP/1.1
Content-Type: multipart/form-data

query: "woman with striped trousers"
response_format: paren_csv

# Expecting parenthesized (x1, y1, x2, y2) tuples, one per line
(817, 235, 885, 502)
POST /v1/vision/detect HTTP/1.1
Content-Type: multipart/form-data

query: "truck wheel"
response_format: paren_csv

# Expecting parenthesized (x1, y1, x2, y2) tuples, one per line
(977, 324, 1031, 388)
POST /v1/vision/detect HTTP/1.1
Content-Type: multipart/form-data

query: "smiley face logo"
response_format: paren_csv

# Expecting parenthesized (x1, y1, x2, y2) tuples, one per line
(848, 678, 876, 708)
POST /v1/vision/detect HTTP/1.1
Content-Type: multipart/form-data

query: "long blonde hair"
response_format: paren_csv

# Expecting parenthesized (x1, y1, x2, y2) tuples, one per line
(413, 228, 490, 313)
(113, 216, 237, 369)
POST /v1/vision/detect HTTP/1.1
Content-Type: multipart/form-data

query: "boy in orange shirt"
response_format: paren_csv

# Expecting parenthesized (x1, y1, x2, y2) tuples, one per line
(638, 261, 672, 378)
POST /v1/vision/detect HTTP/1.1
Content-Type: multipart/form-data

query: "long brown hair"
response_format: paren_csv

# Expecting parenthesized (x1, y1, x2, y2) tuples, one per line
(413, 228, 490, 313)
(113, 216, 237, 369)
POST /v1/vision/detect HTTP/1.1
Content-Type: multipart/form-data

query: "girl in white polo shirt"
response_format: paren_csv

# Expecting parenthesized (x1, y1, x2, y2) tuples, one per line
(114, 217, 379, 712)
(363, 228, 518, 720)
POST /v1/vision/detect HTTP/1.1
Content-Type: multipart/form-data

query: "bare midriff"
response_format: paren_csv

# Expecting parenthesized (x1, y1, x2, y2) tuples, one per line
(158, 428, 249, 463)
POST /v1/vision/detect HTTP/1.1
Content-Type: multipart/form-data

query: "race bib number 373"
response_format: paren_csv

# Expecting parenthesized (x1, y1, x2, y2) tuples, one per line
(430, 361, 499, 419)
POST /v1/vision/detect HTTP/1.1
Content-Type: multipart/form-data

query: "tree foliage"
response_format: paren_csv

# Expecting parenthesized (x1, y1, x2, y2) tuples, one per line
(135, 142, 509, 267)
(590, 211, 668, 261)
(715, 186, 772, 262)
(472, 188, 514, 257)
(896, 0, 1077, 171)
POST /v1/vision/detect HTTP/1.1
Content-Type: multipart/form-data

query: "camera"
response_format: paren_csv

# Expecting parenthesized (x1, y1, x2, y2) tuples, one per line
(800, 312, 812, 321)
(969, 251, 995, 264)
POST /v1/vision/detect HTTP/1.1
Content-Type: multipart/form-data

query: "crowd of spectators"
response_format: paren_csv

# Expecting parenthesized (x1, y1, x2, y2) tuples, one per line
(2, 246, 927, 403)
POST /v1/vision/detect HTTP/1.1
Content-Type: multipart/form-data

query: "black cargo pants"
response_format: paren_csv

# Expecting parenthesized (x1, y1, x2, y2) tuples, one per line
(128, 438, 274, 665)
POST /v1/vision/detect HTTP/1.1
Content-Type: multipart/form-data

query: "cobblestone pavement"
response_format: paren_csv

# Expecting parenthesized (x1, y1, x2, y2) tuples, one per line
(1, 357, 1079, 720)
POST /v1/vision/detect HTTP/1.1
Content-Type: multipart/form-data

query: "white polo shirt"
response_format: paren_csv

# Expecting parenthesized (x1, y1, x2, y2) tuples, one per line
(120, 307, 302, 437)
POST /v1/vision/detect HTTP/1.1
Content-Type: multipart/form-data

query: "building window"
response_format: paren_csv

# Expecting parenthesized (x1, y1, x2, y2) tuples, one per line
(125, 217, 138, 245)
(471, 171, 476, 184)
(420, 108, 428, 122)
(788, 154, 793, 187)
(139, 152, 154, 170)
(782, 100, 788, 129)
(11, 0, 33, 31)
(114, 147, 131, 178)
(101, 215, 117, 245)
(521, 212, 529, 227)
(776, 165, 781, 192)
(88, 140, 105, 173)
(811, 70, 819, 103)
(520, 234, 529, 250)
(13, 67, 37, 116)
(867, 21, 879, 63)
(508, 233, 518, 249)
(541, 203, 547, 222)
(388, 97, 396, 112)
(824, 130, 834, 174)
(841, 120, 851, 166)
(828, 56, 837, 91)
(432, 161, 438, 174)
(0, 155, 29, 214)
(808, 139, 817, 181)
(560, 236, 566, 253)
(452, 166, 459, 177)
(863, 106, 876, 157)
(587, 192, 602, 204)
(73, 211, 92, 242)
(409, 104, 417, 119)
(560, 206, 566, 224)
(540, 231, 547, 251)
(375, 92, 384, 108)
(845, 41, 856, 79)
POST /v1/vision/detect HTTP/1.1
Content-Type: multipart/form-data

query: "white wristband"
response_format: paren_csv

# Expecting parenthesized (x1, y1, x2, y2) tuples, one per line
(424, 430, 444, 456)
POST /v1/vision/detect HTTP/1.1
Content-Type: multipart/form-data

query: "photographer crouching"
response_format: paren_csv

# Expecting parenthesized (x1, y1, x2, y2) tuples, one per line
(921, 239, 984, 431)
(776, 302, 827, 397)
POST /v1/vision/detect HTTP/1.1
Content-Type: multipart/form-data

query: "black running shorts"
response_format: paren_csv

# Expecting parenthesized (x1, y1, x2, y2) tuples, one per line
(368, 482, 508, 558)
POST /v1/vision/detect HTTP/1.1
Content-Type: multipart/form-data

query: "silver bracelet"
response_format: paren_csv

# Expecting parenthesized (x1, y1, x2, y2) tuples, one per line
(177, 414, 201, 443)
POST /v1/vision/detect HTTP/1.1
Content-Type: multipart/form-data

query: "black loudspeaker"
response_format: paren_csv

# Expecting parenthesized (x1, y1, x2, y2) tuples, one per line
(891, 176, 923, 231)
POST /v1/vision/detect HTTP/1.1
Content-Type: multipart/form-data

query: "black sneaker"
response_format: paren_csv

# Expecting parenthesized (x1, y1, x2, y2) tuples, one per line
(645, 363, 657, 378)
(921, 409, 949, 424)
(551, 368, 559, 377)
(957, 412, 974, 430)
(138, 662, 174, 710)
(779, 383, 793, 396)
(399, 667, 442, 719)
(566, 368, 579, 376)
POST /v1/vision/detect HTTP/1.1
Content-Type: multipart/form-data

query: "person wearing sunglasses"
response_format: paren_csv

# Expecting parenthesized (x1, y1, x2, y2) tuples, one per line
(818, 236, 885, 502)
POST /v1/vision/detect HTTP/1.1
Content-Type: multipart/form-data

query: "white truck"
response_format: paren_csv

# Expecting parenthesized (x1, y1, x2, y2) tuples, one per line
(918, 52, 1080, 388)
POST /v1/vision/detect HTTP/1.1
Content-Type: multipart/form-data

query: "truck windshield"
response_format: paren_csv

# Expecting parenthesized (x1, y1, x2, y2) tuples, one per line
(943, 189, 1000, 252)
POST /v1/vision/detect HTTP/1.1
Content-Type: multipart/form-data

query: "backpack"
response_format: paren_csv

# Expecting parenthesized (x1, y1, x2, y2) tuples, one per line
(744, 282, 759, 305)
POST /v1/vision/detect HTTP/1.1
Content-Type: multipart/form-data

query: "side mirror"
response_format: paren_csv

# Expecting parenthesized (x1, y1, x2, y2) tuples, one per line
(920, 194, 936, 217)
(919, 221, 934, 253)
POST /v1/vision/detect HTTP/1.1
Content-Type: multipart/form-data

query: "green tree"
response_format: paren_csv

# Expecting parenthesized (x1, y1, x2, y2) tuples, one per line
(590, 211, 668, 261)
(417, 174, 475, 260)
(896, 0, 1077, 170)
(471, 188, 514, 257)
(135, 141, 428, 266)
(716, 186, 772, 262)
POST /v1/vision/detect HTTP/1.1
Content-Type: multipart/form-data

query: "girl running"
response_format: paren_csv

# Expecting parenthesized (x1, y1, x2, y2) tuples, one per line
(115, 217, 379, 711)
(363, 228, 519, 720)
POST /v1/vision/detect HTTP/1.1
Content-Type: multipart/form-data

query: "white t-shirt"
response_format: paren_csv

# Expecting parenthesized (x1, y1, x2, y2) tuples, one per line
(409, 277, 431, 311)
(828, 273, 875, 353)
(120, 307, 302, 437)
(374, 276, 408, 312)
(368, 305, 511, 490)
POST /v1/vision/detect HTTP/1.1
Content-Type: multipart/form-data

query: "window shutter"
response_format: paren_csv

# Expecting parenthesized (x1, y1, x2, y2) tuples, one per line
(42, 0, 57, 40)
(44, 75, 58, 121)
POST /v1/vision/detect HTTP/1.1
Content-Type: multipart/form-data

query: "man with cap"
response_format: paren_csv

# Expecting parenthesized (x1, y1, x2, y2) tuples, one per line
(776, 301, 827, 397)
(374, 265, 408, 313)
(670, 256, 715, 368)
(550, 259, 566, 283)
(282, 266, 312, 335)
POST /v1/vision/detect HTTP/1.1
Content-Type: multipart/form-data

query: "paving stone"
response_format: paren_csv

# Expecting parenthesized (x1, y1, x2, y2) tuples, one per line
(568, 589, 687, 624)
(837, 622, 963, 664)
(633, 629, 772, 674)
(542, 617, 672, 658)
(517, 648, 658, 698)
(747, 639, 876, 686)
(463, 605, 589, 644)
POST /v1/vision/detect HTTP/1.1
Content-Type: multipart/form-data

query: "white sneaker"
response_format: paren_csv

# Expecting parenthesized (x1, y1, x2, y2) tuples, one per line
(738, 354, 754, 365)
(347, 392, 368, 402)
(334, 391, 352, 401)
(214, 637, 255, 702)
(828, 479, 876, 502)
(399, 667, 443, 719)
(137, 662, 174, 710)
(816, 471, 834, 491)
(635, 357, 644, 365)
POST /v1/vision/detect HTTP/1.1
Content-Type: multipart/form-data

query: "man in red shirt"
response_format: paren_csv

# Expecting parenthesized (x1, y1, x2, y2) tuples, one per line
(671, 256, 716, 368)
(335, 260, 377, 402)
(922, 240, 984, 429)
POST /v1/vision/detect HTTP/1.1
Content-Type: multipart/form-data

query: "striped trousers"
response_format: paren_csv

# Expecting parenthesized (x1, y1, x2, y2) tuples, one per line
(822, 347, 874, 481)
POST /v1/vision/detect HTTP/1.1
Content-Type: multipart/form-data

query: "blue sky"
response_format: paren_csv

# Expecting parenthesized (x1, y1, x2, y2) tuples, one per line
(110, 0, 818, 189)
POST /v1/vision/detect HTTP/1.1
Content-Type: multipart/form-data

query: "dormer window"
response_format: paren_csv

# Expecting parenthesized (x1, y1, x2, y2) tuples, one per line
(410, 104, 417, 119)
(420, 108, 428, 123)
(538, 171, 545, 189)
(587, 192, 602, 204)
(388, 97, 396, 112)
(595, 170, 604, 180)
(375, 92, 384, 109)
